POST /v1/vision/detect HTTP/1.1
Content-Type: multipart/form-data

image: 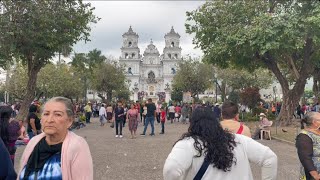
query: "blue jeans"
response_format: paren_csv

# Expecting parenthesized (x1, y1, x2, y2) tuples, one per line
(85, 112, 92, 123)
(143, 116, 155, 135)
(161, 121, 165, 133)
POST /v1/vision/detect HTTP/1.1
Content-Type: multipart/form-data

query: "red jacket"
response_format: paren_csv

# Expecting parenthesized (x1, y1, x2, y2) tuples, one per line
(161, 111, 166, 122)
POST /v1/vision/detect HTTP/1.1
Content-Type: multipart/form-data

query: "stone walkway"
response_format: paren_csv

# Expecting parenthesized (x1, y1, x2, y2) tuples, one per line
(14, 118, 299, 179)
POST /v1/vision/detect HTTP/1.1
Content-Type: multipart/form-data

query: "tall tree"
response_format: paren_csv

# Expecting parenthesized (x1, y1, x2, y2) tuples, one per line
(91, 62, 127, 103)
(171, 87, 183, 102)
(37, 63, 83, 100)
(0, 0, 99, 120)
(186, 1, 320, 125)
(240, 87, 261, 110)
(6, 63, 83, 101)
(70, 49, 106, 101)
(6, 63, 28, 100)
(172, 60, 213, 98)
(216, 67, 274, 91)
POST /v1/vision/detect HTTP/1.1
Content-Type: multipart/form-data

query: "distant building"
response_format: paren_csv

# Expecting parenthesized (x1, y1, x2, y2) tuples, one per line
(119, 26, 182, 102)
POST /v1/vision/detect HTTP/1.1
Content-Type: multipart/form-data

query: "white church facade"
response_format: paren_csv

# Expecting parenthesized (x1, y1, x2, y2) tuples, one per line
(119, 26, 182, 102)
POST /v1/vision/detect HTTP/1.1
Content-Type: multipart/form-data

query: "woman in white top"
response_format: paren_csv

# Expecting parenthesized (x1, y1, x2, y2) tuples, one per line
(99, 104, 107, 126)
(168, 104, 175, 123)
(163, 107, 277, 180)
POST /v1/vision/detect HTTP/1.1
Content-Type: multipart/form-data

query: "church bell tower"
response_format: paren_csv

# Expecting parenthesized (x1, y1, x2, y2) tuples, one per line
(121, 26, 140, 59)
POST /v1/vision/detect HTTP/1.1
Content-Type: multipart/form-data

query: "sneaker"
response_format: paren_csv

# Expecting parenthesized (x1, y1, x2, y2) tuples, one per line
(140, 133, 146, 136)
(115, 135, 119, 138)
(120, 135, 123, 138)
(159, 132, 164, 134)
(150, 133, 155, 136)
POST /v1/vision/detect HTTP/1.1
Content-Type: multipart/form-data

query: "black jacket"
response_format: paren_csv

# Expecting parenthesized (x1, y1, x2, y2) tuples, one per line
(114, 107, 125, 120)
(0, 138, 17, 180)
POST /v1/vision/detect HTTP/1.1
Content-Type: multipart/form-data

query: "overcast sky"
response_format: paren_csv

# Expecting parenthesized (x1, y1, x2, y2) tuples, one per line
(67, 1, 205, 60)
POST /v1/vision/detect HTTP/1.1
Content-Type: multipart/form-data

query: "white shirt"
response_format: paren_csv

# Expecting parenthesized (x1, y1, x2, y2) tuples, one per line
(163, 134, 277, 180)
(99, 107, 106, 116)
(168, 106, 175, 113)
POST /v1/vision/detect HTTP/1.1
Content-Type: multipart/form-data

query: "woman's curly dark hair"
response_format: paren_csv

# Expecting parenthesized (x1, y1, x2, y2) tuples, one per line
(0, 105, 13, 145)
(176, 106, 237, 172)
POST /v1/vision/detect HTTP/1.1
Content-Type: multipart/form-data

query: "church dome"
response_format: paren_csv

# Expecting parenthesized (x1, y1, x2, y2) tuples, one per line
(122, 26, 139, 37)
(143, 39, 160, 56)
(165, 26, 180, 38)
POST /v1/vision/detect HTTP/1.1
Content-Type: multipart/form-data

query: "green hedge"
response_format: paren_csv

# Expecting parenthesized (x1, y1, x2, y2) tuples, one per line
(240, 111, 276, 122)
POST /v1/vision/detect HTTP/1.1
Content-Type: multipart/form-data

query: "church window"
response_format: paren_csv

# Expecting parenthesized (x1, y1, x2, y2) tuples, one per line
(171, 42, 175, 47)
(128, 41, 132, 47)
(174, 54, 178, 59)
(168, 53, 171, 59)
(147, 71, 156, 83)
(132, 53, 135, 58)
(171, 68, 176, 74)
(125, 53, 128, 59)
(128, 67, 133, 75)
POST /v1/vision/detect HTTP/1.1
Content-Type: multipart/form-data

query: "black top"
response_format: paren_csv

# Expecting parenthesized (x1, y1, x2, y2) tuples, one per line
(0, 138, 17, 180)
(296, 133, 316, 180)
(114, 107, 125, 120)
(27, 112, 41, 132)
(146, 103, 156, 117)
(24, 137, 62, 178)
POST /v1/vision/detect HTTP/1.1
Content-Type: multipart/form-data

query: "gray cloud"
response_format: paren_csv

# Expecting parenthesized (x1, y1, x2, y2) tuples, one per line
(72, 1, 205, 58)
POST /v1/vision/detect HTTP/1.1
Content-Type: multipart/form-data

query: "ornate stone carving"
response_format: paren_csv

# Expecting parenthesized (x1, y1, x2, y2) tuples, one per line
(134, 82, 138, 89)
(147, 71, 157, 84)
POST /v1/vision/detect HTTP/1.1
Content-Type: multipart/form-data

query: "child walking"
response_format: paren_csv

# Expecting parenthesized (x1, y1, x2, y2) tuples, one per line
(160, 107, 166, 134)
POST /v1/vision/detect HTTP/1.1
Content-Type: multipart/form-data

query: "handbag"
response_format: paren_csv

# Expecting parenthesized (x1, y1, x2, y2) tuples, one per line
(193, 160, 210, 180)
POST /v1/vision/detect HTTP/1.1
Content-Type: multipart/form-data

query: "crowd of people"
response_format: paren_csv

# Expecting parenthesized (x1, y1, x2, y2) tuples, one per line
(1, 96, 320, 179)
(75, 99, 198, 138)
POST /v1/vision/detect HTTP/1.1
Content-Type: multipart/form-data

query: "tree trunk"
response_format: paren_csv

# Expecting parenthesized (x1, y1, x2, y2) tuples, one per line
(312, 69, 320, 103)
(83, 76, 87, 103)
(220, 81, 227, 102)
(16, 63, 41, 122)
(277, 90, 302, 126)
(260, 37, 313, 125)
(107, 91, 112, 103)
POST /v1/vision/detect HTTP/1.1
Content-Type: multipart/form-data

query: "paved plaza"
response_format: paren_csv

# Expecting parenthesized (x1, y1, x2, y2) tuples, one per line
(15, 118, 299, 180)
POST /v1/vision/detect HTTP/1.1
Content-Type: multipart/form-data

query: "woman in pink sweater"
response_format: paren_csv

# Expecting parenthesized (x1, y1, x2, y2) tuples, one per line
(18, 97, 93, 180)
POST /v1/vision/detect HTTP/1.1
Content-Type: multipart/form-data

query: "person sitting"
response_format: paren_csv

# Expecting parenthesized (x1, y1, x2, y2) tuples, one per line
(16, 119, 29, 146)
(163, 107, 277, 180)
(18, 97, 93, 180)
(252, 113, 273, 140)
(220, 101, 251, 137)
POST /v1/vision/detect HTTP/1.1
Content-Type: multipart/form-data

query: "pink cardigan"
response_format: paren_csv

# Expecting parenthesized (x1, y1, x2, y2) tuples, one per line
(18, 131, 93, 180)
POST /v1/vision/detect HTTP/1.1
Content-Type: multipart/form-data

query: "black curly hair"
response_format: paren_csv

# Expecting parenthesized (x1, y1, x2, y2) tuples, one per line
(176, 106, 237, 172)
